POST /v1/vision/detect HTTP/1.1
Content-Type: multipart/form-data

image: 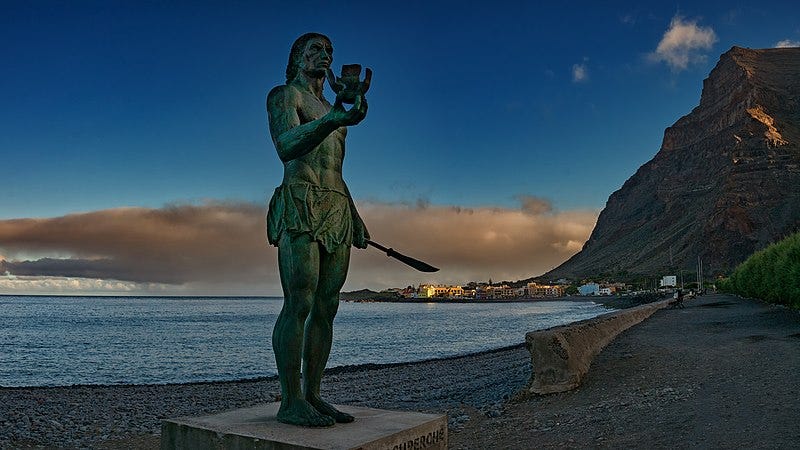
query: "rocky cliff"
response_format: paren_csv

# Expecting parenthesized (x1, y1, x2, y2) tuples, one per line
(548, 46, 800, 278)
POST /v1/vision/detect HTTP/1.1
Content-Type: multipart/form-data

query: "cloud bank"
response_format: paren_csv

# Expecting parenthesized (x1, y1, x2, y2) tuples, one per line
(0, 200, 598, 295)
(650, 15, 717, 71)
(774, 39, 800, 48)
(0, 202, 276, 295)
(351, 199, 597, 290)
(0, 272, 172, 294)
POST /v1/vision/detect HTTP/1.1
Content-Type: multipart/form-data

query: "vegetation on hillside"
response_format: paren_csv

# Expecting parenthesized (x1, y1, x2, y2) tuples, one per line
(718, 231, 800, 308)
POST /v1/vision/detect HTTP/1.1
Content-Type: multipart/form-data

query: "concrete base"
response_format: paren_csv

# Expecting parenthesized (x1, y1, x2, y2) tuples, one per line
(161, 402, 447, 450)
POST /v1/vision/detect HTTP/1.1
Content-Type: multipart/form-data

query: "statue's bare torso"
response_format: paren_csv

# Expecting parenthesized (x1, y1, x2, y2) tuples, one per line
(269, 85, 348, 191)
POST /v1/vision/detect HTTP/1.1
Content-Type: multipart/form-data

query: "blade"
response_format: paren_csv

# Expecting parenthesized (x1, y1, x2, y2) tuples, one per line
(366, 240, 440, 272)
(387, 248, 440, 272)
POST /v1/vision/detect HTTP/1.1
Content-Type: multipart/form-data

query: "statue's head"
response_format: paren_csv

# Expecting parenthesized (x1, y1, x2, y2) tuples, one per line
(286, 32, 332, 83)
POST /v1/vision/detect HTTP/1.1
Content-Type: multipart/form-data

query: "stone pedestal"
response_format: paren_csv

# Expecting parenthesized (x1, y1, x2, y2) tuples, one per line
(161, 402, 447, 450)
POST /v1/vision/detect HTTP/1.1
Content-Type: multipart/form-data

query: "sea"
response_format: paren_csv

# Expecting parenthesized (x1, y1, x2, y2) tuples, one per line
(0, 296, 609, 388)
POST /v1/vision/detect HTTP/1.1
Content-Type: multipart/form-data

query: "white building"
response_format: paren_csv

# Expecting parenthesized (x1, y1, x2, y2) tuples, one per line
(579, 282, 600, 296)
(660, 276, 677, 287)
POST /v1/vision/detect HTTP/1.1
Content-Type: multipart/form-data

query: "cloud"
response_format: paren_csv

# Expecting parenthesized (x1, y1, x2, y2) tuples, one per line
(0, 202, 277, 294)
(620, 13, 636, 25)
(516, 195, 553, 215)
(775, 39, 800, 48)
(0, 200, 598, 295)
(348, 199, 597, 289)
(0, 274, 171, 295)
(650, 15, 717, 71)
(572, 63, 589, 83)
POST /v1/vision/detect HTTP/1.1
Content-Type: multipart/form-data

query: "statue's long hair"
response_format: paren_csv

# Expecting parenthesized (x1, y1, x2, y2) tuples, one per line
(285, 32, 331, 83)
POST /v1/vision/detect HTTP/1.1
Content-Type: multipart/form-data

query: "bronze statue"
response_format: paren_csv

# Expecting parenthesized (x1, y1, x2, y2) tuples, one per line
(266, 33, 370, 427)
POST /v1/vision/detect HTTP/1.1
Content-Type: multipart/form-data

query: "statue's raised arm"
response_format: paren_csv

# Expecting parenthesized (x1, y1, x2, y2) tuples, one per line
(266, 84, 367, 163)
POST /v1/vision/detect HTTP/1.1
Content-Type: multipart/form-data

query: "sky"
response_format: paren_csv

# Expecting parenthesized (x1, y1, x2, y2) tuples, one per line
(1, 1, 799, 295)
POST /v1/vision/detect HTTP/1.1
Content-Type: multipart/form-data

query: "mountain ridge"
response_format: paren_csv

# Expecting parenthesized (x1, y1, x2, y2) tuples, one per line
(546, 46, 800, 279)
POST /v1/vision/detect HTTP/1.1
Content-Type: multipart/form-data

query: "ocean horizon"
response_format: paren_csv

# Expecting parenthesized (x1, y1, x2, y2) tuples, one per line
(0, 295, 609, 388)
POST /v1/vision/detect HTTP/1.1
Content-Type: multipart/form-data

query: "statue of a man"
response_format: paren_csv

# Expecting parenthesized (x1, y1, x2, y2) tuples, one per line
(265, 32, 369, 427)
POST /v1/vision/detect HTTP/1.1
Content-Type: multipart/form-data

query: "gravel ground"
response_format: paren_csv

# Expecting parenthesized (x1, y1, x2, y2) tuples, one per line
(0, 342, 529, 448)
(452, 293, 800, 449)
(2, 293, 798, 449)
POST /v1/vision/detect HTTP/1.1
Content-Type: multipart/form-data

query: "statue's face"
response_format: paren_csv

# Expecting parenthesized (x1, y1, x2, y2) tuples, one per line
(299, 37, 333, 77)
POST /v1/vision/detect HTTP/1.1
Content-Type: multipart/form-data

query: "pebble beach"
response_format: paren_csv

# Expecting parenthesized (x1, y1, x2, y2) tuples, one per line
(0, 342, 529, 448)
(2, 293, 799, 449)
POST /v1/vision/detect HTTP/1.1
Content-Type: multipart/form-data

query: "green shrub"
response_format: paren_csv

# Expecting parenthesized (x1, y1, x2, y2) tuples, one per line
(725, 231, 800, 308)
(717, 277, 731, 293)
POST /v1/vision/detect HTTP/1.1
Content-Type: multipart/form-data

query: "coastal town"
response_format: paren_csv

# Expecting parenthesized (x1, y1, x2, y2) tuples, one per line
(360, 275, 689, 301)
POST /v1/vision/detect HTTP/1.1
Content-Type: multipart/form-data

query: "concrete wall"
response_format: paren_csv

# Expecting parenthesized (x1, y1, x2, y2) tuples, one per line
(525, 299, 672, 394)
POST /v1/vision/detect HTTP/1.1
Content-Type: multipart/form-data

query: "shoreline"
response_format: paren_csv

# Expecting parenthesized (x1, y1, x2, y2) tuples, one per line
(4, 294, 799, 448)
(3, 292, 653, 390)
(343, 296, 578, 304)
(343, 292, 668, 310)
(0, 342, 527, 391)
(2, 297, 635, 390)
(1, 338, 532, 448)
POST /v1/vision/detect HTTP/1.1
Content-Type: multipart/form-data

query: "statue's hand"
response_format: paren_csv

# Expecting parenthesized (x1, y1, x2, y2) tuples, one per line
(326, 68, 346, 95)
(327, 93, 368, 127)
(353, 217, 370, 249)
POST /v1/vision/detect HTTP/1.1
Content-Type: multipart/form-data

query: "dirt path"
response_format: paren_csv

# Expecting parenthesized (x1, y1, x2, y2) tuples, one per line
(451, 293, 800, 448)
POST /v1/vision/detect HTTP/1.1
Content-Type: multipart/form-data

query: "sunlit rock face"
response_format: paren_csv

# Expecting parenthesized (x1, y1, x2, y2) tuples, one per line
(549, 46, 800, 278)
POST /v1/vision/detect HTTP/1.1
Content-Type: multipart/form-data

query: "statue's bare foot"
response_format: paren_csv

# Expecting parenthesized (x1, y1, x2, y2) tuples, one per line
(307, 395, 355, 423)
(277, 399, 335, 427)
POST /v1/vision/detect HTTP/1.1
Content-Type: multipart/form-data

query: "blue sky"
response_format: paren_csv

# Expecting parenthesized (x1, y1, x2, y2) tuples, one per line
(1, 1, 799, 294)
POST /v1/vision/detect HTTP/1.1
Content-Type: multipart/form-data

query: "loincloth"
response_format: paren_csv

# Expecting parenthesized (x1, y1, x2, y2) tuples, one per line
(266, 182, 353, 253)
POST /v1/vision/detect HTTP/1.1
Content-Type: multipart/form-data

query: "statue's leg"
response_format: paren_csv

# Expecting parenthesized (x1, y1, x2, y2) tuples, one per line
(303, 242, 355, 423)
(274, 233, 335, 427)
